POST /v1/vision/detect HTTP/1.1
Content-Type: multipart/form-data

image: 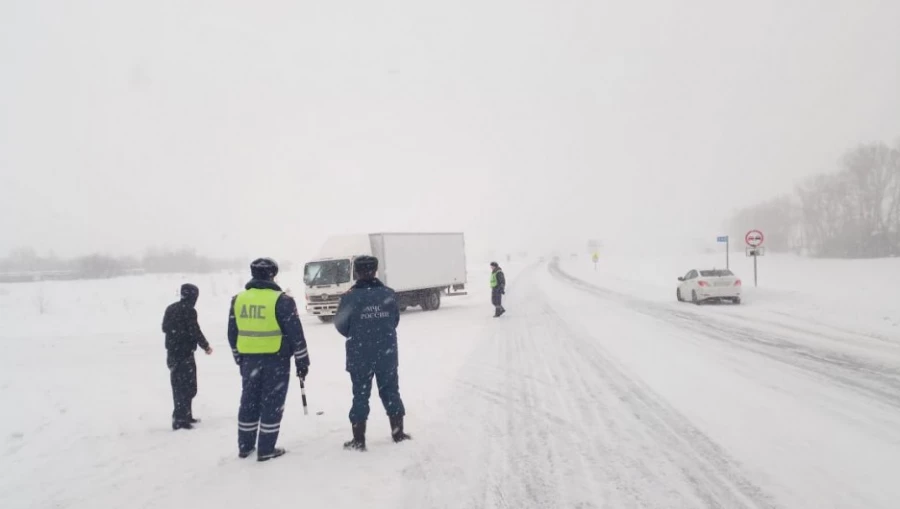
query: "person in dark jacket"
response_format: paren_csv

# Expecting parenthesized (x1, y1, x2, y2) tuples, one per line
(162, 283, 213, 430)
(334, 255, 411, 451)
(490, 261, 506, 317)
(228, 257, 310, 461)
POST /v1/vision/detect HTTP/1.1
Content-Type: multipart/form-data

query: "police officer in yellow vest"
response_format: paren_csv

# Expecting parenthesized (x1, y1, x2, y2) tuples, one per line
(490, 261, 506, 317)
(228, 257, 310, 461)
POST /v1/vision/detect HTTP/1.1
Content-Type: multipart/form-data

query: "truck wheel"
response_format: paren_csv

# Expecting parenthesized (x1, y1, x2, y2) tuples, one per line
(425, 290, 441, 311)
(318, 315, 334, 323)
(399, 305, 408, 312)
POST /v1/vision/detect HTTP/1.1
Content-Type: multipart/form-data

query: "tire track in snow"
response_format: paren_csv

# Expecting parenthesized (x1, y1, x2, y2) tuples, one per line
(537, 300, 778, 509)
(549, 261, 900, 411)
(731, 309, 900, 350)
(401, 264, 779, 509)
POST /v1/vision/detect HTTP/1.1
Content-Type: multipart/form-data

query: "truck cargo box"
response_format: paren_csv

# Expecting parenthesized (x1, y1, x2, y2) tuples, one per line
(371, 232, 467, 292)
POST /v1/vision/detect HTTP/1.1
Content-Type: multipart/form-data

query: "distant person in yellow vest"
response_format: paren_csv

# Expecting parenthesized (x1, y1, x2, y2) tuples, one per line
(227, 257, 310, 461)
(490, 261, 506, 317)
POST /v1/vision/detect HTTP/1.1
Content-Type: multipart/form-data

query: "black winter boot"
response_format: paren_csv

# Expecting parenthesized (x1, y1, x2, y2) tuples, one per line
(343, 422, 367, 451)
(187, 404, 200, 424)
(257, 448, 286, 462)
(389, 414, 412, 443)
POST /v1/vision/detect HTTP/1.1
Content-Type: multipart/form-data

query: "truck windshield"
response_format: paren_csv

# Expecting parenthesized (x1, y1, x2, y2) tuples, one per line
(305, 259, 352, 286)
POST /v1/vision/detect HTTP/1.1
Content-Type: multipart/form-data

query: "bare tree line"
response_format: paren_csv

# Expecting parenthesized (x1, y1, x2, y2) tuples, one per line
(728, 139, 900, 258)
(0, 247, 251, 282)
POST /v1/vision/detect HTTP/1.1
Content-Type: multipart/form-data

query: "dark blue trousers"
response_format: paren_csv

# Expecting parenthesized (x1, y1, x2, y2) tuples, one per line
(491, 288, 503, 307)
(238, 355, 290, 458)
(167, 354, 197, 423)
(349, 364, 405, 424)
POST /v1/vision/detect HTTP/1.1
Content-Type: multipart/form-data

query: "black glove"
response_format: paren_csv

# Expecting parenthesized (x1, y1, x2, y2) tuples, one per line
(233, 354, 242, 366)
(296, 362, 309, 380)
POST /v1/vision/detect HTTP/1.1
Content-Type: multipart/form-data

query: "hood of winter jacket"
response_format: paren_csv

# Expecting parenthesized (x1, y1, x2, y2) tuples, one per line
(180, 284, 199, 307)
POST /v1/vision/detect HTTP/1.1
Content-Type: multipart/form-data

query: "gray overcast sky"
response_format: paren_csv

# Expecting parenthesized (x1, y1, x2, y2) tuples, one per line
(2, 0, 899, 263)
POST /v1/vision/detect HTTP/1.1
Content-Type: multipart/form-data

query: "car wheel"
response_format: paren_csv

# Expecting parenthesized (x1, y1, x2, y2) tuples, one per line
(676, 288, 683, 302)
(732, 297, 741, 305)
(691, 290, 699, 305)
(318, 315, 334, 323)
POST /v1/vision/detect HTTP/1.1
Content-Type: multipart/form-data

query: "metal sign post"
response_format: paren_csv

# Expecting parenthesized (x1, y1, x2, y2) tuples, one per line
(753, 251, 758, 287)
(717, 236, 729, 269)
(745, 230, 765, 287)
(744, 247, 765, 286)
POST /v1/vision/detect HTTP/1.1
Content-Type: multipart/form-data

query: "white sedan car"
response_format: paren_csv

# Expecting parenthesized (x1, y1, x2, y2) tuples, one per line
(676, 268, 742, 304)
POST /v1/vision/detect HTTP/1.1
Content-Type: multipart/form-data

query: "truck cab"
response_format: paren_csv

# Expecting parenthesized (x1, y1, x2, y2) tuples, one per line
(303, 257, 356, 322)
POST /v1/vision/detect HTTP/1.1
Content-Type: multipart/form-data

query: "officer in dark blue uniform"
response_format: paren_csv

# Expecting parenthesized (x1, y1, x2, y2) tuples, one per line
(228, 257, 311, 461)
(334, 255, 411, 451)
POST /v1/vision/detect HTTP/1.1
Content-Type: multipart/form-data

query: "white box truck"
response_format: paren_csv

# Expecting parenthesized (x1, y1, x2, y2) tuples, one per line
(303, 232, 467, 322)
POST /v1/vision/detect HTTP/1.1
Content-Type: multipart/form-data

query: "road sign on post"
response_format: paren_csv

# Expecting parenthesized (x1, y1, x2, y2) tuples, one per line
(745, 230, 765, 287)
(717, 235, 729, 269)
(745, 230, 764, 247)
(591, 252, 599, 271)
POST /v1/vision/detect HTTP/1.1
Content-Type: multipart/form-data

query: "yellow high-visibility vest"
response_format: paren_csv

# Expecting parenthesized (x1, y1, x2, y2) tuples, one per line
(234, 288, 283, 354)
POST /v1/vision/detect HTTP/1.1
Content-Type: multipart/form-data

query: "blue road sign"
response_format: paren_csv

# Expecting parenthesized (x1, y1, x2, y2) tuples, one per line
(717, 236, 729, 243)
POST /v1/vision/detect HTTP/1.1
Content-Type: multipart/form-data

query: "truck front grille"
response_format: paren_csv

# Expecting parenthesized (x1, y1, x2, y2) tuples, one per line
(308, 294, 341, 303)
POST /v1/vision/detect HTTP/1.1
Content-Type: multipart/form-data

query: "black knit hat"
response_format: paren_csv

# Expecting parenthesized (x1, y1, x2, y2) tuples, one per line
(250, 257, 279, 280)
(353, 255, 378, 280)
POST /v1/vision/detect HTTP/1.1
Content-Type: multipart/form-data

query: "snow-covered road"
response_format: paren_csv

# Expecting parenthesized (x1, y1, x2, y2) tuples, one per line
(539, 260, 900, 509)
(404, 263, 778, 509)
(402, 261, 900, 508)
(3, 260, 899, 508)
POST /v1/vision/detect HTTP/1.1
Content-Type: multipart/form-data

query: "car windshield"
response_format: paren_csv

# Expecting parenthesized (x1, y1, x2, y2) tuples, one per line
(304, 259, 352, 286)
(700, 269, 734, 277)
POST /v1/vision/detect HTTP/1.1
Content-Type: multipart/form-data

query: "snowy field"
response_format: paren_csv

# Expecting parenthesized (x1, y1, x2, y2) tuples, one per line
(2, 255, 900, 508)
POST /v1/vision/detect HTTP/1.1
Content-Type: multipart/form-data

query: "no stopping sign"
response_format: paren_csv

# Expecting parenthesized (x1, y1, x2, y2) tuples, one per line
(745, 230, 764, 247)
